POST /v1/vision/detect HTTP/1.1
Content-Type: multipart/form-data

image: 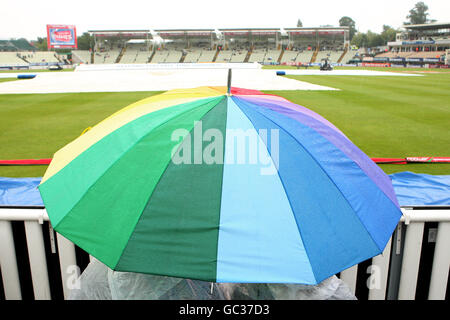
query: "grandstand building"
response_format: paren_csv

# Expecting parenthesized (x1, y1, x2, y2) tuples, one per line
(283, 27, 353, 64)
(0, 38, 63, 69)
(374, 22, 450, 67)
(76, 30, 152, 64)
(73, 26, 352, 65)
(153, 29, 216, 63)
(1, 26, 358, 68)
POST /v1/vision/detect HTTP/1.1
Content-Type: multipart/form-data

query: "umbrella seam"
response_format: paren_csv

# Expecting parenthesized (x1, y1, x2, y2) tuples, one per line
(114, 95, 227, 271)
(233, 96, 383, 254)
(213, 98, 228, 283)
(237, 96, 400, 210)
(50, 96, 224, 265)
(231, 96, 319, 284)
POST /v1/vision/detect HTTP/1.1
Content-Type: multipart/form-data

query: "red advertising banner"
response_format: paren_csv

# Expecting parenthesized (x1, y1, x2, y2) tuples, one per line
(318, 31, 345, 35)
(223, 32, 249, 36)
(47, 24, 77, 49)
(159, 32, 185, 37)
(361, 62, 391, 67)
(289, 31, 315, 35)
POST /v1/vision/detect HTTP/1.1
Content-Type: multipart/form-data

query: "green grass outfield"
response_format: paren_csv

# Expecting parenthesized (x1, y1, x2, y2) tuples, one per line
(266, 71, 450, 175)
(263, 65, 450, 73)
(0, 92, 161, 177)
(0, 78, 19, 84)
(0, 70, 449, 177)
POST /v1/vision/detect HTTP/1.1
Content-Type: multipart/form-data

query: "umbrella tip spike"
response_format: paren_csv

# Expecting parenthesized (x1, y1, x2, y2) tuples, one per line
(227, 68, 232, 95)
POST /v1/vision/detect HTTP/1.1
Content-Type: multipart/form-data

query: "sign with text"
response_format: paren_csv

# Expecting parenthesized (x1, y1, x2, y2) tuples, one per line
(47, 25, 77, 49)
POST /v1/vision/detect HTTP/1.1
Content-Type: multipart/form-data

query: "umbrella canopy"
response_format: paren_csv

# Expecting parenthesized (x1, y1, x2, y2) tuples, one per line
(39, 86, 402, 285)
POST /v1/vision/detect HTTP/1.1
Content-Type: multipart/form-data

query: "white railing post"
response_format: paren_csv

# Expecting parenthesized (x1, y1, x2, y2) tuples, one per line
(428, 221, 450, 300)
(56, 233, 78, 299)
(398, 221, 425, 300)
(1, 207, 449, 301)
(24, 221, 51, 300)
(340, 265, 358, 295)
(368, 237, 392, 300)
(0, 220, 22, 300)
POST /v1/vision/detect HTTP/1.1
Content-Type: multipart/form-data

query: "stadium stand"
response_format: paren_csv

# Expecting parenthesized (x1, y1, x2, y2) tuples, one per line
(340, 49, 357, 63)
(280, 49, 299, 63)
(0, 52, 28, 66)
(295, 50, 313, 63)
(230, 49, 248, 62)
(310, 47, 320, 63)
(263, 49, 281, 64)
(248, 49, 266, 63)
(375, 50, 445, 59)
(150, 49, 169, 63)
(135, 49, 152, 63)
(161, 42, 183, 63)
(215, 50, 233, 63)
(0, 39, 35, 51)
(165, 49, 183, 63)
(72, 50, 91, 64)
(81, 27, 355, 66)
(197, 49, 216, 62)
(183, 49, 201, 63)
(315, 50, 344, 63)
(94, 49, 120, 64)
(412, 51, 445, 58)
(119, 43, 152, 63)
(11, 39, 35, 51)
(19, 51, 60, 64)
(117, 46, 135, 64)
(391, 22, 450, 53)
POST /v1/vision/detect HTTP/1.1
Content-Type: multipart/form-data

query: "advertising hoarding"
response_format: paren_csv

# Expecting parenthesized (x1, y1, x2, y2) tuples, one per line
(47, 25, 77, 49)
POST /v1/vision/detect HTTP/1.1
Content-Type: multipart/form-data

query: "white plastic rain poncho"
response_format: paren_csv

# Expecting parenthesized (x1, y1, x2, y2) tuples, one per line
(68, 258, 356, 300)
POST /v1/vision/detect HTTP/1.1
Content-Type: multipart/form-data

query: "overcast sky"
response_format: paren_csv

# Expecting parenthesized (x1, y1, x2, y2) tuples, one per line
(1, 0, 449, 40)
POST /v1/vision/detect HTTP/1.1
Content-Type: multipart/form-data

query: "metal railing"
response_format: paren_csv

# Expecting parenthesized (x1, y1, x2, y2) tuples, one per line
(0, 207, 449, 300)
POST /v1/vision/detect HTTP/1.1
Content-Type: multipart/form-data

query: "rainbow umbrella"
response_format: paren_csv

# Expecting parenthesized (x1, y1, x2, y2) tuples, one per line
(39, 86, 402, 284)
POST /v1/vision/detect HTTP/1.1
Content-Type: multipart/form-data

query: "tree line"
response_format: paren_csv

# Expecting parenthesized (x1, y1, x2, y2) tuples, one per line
(297, 1, 435, 48)
(33, 32, 94, 52)
(22, 1, 438, 52)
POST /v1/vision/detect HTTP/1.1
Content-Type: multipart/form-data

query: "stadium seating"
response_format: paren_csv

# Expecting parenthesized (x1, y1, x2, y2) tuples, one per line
(105, 50, 121, 63)
(94, 49, 121, 64)
(119, 50, 137, 64)
(150, 49, 169, 63)
(215, 50, 233, 63)
(197, 49, 216, 63)
(340, 49, 357, 63)
(72, 50, 91, 64)
(119, 43, 140, 63)
(134, 50, 152, 63)
(165, 50, 183, 63)
(375, 51, 445, 59)
(263, 50, 281, 63)
(19, 52, 60, 64)
(230, 49, 248, 62)
(295, 50, 313, 63)
(280, 50, 299, 63)
(248, 49, 266, 63)
(315, 50, 343, 63)
(0, 39, 35, 51)
(10, 39, 35, 51)
(184, 49, 202, 63)
(0, 52, 28, 66)
(411, 51, 445, 58)
(119, 43, 152, 63)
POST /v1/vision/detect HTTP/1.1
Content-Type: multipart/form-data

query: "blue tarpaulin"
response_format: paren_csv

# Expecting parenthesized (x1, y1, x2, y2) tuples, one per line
(0, 177, 43, 206)
(389, 172, 450, 206)
(0, 172, 449, 207)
